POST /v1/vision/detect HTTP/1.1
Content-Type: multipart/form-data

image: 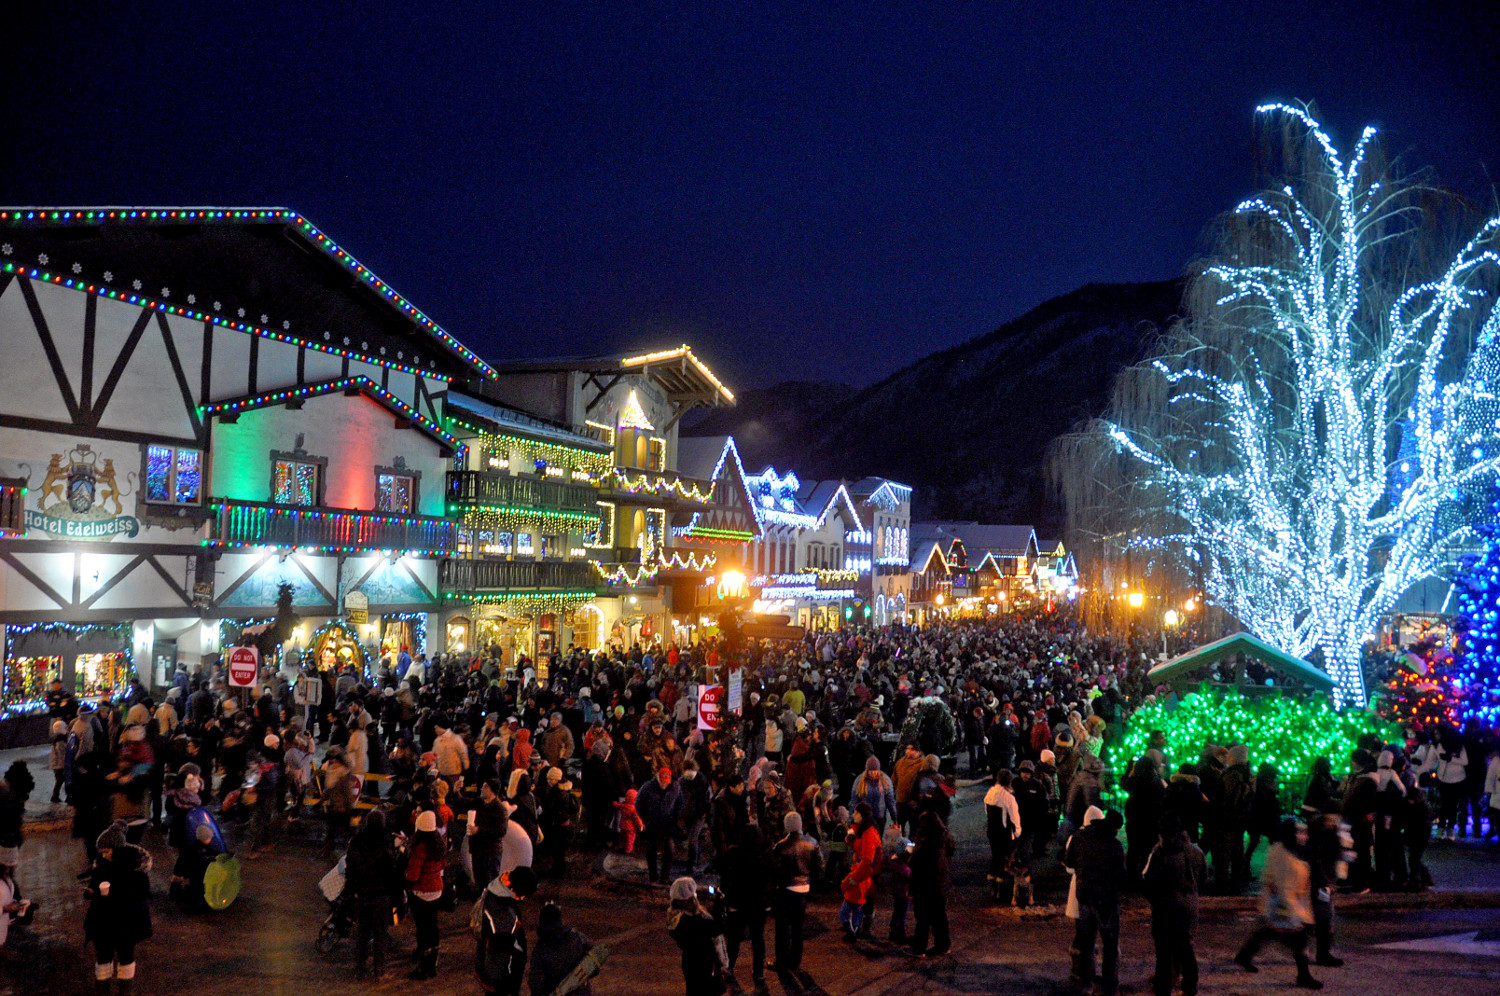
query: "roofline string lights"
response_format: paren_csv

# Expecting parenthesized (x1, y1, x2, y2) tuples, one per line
(0, 207, 496, 381)
(199, 376, 466, 454)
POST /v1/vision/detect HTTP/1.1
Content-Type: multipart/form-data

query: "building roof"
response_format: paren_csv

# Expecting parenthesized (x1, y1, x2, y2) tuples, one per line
(910, 521, 1039, 558)
(675, 435, 730, 482)
(1146, 632, 1336, 693)
(488, 344, 735, 406)
(446, 390, 609, 452)
(850, 478, 913, 509)
(199, 375, 464, 454)
(0, 207, 495, 382)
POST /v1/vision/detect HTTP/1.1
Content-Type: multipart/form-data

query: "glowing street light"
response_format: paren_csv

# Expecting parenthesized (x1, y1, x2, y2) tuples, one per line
(1164, 609, 1180, 627)
(1127, 591, 1144, 608)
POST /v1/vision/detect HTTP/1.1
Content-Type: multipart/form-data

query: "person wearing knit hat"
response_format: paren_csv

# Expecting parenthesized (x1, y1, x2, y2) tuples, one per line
(665, 876, 722, 996)
(404, 806, 448, 980)
(768, 802, 823, 974)
(85, 820, 152, 993)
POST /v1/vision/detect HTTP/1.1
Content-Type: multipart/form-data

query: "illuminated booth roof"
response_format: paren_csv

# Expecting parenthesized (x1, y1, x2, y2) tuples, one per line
(1147, 632, 1336, 694)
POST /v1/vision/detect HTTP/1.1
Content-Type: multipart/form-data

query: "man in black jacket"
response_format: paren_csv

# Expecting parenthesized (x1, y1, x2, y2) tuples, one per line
(1065, 807, 1125, 996)
(767, 812, 823, 976)
(1142, 811, 1207, 996)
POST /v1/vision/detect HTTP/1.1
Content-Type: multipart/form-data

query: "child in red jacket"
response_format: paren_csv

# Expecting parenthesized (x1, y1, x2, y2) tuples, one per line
(613, 789, 644, 853)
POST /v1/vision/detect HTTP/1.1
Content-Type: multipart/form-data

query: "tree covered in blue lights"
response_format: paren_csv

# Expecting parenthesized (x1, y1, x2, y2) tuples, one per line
(1454, 494, 1500, 726)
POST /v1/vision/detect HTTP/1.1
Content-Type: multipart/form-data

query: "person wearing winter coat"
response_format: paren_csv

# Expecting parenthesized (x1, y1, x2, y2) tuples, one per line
(1124, 756, 1166, 883)
(344, 810, 398, 978)
(908, 809, 954, 957)
(768, 812, 823, 974)
(783, 733, 819, 805)
(840, 804, 882, 939)
(1246, 763, 1283, 869)
(637, 767, 685, 884)
(529, 902, 594, 996)
(1428, 727, 1469, 839)
(1012, 760, 1048, 869)
(404, 810, 448, 980)
(709, 776, 750, 856)
(1302, 756, 1341, 815)
(1064, 807, 1125, 995)
(582, 741, 621, 849)
(1165, 764, 1207, 843)
(1142, 811, 1207, 996)
(666, 876, 726, 996)
(718, 825, 768, 986)
(84, 820, 153, 994)
(850, 757, 898, 833)
(1234, 819, 1322, 990)
(983, 769, 1021, 881)
(476, 866, 538, 996)
(1066, 753, 1105, 832)
(540, 712, 575, 766)
(829, 726, 872, 807)
(49, 719, 68, 803)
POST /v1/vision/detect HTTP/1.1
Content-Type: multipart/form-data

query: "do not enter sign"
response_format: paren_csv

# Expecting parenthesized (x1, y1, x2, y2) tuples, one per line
(228, 646, 259, 688)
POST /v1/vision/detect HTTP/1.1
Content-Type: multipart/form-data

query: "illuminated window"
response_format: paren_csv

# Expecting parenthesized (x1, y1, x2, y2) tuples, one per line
(376, 472, 415, 513)
(517, 532, 534, 555)
(272, 457, 321, 506)
(144, 444, 203, 504)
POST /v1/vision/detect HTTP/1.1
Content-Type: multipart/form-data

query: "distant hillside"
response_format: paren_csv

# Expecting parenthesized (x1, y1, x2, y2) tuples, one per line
(686, 279, 1186, 533)
(684, 380, 856, 472)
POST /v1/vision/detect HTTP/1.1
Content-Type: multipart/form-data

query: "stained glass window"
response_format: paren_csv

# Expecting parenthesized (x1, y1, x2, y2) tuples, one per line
(376, 473, 415, 513)
(274, 459, 319, 506)
(174, 449, 201, 503)
(145, 445, 203, 504)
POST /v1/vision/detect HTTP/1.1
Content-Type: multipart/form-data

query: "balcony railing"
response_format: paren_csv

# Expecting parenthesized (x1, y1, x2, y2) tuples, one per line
(606, 468, 716, 505)
(440, 558, 602, 594)
(211, 499, 457, 555)
(446, 471, 600, 514)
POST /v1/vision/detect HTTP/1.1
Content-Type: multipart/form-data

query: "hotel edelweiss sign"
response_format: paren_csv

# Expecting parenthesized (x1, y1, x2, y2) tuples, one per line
(25, 443, 141, 540)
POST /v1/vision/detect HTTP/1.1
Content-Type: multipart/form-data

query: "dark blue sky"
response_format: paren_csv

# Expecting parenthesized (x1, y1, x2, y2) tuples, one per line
(6, 3, 1498, 389)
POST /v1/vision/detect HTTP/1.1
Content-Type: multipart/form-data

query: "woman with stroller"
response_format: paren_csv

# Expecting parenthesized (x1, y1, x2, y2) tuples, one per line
(345, 810, 399, 979)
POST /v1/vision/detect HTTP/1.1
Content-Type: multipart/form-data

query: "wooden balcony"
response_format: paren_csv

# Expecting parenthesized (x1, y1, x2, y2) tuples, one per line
(605, 468, 716, 506)
(210, 499, 457, 555)
(446, 471, 600, 514)
(440, 558, 602, 594)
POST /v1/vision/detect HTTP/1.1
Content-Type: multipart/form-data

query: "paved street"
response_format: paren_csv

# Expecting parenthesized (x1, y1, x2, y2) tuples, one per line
(5, 772, 1500, 996)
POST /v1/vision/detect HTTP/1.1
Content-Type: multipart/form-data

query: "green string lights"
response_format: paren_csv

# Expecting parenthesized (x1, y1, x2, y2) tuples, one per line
(1121, 688, 1398, 810)
(200, 376, 465, 454)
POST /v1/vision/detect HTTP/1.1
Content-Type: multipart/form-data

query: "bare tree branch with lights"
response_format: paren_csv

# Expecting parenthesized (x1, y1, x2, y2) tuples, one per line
(1054, 103, 1500, 708)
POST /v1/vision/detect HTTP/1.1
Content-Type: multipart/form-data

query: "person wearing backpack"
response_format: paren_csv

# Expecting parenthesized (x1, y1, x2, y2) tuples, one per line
(475, 865, 539, 995)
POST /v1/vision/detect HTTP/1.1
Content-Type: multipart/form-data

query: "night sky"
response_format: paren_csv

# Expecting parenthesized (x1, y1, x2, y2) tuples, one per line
(6, 4, 1498, 391)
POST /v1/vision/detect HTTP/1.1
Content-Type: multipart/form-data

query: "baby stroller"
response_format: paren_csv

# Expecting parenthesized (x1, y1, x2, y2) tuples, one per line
(171, 807, 241, 911)
(316, 855, 356, 954)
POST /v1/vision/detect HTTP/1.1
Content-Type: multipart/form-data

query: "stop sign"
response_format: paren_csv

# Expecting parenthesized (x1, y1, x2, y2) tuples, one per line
(227, 646, 259, 687)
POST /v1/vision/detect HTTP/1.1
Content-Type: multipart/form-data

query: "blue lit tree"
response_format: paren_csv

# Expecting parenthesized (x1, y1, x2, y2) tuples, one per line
(1454, 497, 1500, 726)
(1056, 103, 1500, 708)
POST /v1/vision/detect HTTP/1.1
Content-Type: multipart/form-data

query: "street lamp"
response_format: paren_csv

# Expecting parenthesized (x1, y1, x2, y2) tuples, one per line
(1164, 609, 1180, 627)
(1127, 591, 1144, 608)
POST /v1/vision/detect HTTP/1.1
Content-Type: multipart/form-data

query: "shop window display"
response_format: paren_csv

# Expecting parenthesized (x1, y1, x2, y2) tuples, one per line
(3, 655, 62, 708)
(75, 652, 133, 700)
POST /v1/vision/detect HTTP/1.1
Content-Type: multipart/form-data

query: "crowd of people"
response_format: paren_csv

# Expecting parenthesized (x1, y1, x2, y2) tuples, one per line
(2, 609, 1497, 995)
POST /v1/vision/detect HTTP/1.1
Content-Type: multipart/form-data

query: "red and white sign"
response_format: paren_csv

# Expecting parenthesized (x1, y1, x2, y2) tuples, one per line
(697, 684, 724, 731)
(227, 646, 259, 688)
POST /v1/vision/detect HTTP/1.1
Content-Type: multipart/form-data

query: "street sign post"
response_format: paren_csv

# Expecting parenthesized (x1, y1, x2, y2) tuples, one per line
(227, 646, 259, 688)
(697, 684, 724, 731)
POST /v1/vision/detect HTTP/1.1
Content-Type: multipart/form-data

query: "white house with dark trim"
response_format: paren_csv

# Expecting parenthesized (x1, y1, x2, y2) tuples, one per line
(0, 207, 489, 733)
